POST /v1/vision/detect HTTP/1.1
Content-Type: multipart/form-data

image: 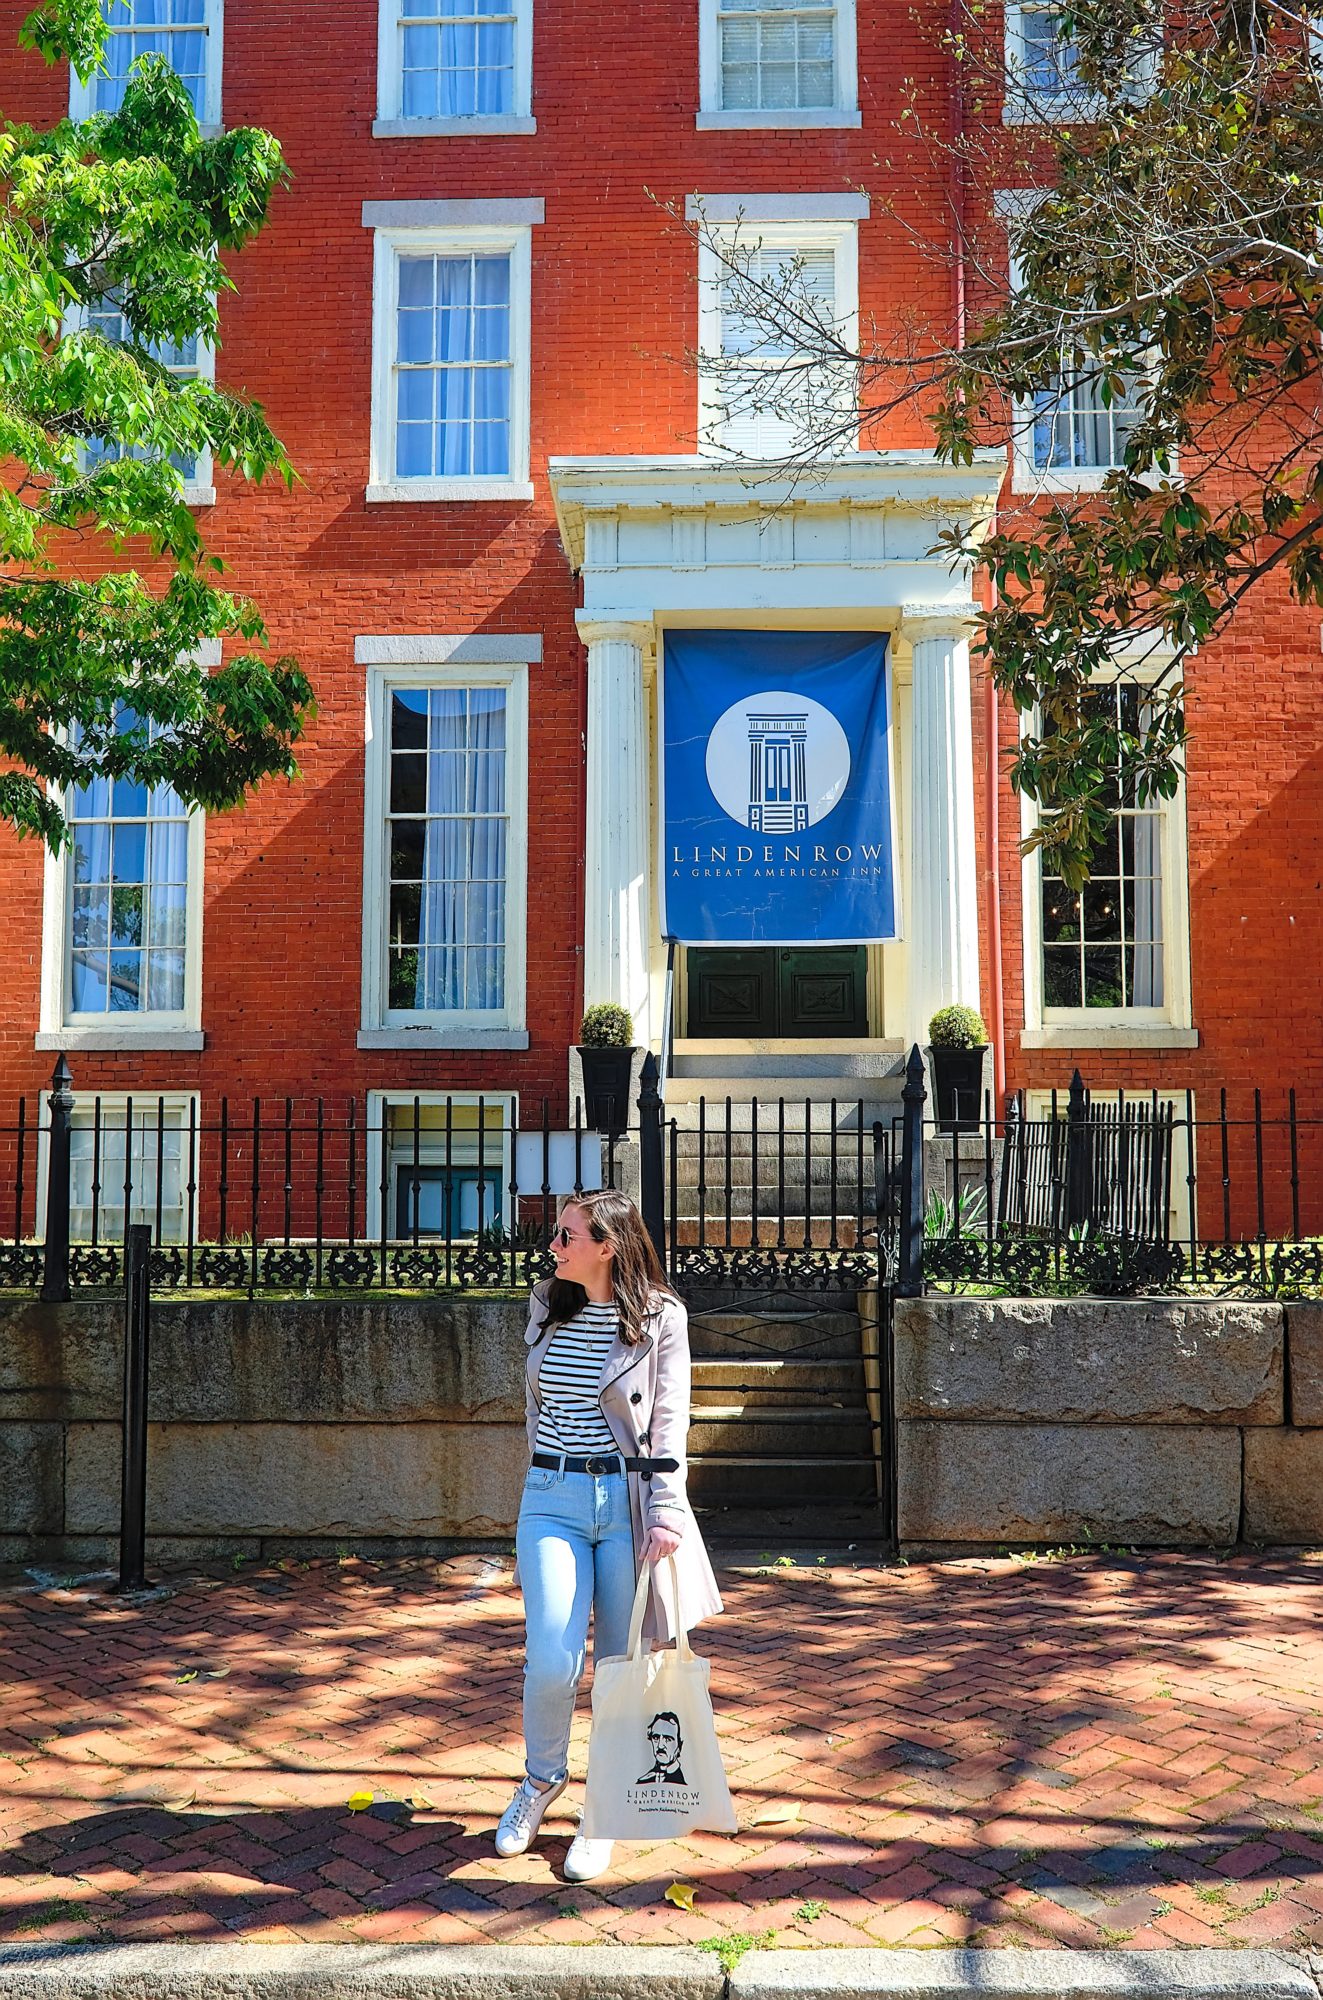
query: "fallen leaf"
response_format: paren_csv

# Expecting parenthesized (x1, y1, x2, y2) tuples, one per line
(750, 1801, 801, 1826)
(406, 1792, 435, 1812)
(172, 1669, 199, 1684)
(199, 1665, 231, 1681)
(664, 1881, 696, 1910)
(347, 1789, 374, 1813)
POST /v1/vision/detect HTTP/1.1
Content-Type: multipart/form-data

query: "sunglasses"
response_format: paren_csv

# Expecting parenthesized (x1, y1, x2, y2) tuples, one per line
(552, 1225, 572, 1247)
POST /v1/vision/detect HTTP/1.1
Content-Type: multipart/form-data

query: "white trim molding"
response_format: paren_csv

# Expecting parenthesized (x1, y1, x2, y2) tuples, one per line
(698, 0, 858, 127)
(360, 651, 530, 1038)
(1020, 632, 1194, 1043)
(374, 0, 535, 137)
(361, 198, 545, 229)
(686, 193, 870, 224)
(355, 633, 543, 666)
(70, 0, 224, 130)
(365, 217, 535, 504)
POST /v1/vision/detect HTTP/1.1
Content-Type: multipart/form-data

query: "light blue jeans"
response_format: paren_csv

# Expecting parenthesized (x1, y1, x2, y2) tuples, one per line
(515, 1463, 639, 1787)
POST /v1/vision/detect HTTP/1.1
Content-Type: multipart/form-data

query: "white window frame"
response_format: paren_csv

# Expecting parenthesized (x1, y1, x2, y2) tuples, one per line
(374, 0, 535, 135)
(696, 212, 859, 459)
(36, 1090, 200, 1246)
(1003, 0, 1155, 125)
(1020, 635, 1195, 1052)
(364, 1089, 516, 1242)
(698, 0, 859, 127)
(366, 212, 534, 503)
(70, 0, 224, 132)
(359, 645, 530, 1046)
(37, 670, 214, 1052)
(63, 295, 217, 508)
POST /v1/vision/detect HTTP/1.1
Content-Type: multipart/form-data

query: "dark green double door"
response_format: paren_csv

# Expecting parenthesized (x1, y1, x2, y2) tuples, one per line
(686, 947, 868, 1038)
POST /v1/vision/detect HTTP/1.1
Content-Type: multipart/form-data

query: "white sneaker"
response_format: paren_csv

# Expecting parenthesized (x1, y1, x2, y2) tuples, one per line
(564, 1832, 614, 1882)
(494, 1775, 567, 1857)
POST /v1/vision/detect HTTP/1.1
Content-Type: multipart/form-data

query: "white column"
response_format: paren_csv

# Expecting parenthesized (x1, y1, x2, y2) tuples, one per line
(901, 604, 982, 1044)
(579, 618, 653, 1043)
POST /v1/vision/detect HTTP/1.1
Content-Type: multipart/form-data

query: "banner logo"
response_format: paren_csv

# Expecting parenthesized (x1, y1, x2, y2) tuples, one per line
(705, 690, 851, 835)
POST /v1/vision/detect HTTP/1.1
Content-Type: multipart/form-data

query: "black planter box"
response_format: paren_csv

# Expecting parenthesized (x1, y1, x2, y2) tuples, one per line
(576, 1045, 636, 1137)
(929, 1045, 988, 1135)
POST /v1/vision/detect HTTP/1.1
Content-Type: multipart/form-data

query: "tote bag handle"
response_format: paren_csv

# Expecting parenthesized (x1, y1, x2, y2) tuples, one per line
(625, 1553, 692, 1663)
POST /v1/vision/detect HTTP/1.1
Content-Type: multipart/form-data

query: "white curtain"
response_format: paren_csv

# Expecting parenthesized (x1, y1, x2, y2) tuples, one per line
(416, 690, 506, 1012)
(1130, 811, 1164, 1006)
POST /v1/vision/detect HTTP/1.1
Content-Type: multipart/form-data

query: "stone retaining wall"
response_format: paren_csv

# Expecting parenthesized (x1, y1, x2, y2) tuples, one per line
(0, 1295, 530, 1563)
(891, 1295, 1323, 1551)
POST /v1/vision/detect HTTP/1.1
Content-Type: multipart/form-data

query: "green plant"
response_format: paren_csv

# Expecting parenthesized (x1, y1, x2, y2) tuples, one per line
(579, 1002, 635, 1048)
(796, 1900, 827, 1923)
(928, 1004, 988, 1049)
(698, 1930, 777, 1974)
(923, 1185, 989, 1240)
(15, 1900, 91, 1932)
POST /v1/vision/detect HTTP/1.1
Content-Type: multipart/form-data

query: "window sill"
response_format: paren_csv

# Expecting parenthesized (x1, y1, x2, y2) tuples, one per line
(372, 116, 537, 138)
(185, 486, 216, 508)
(366, 479, 534, 505)
(1021, 1024, 1199, 1051)
(695, 107, 862, 129)
(358, 1027, 530, 1051)
(37, 1028, 206, 1052)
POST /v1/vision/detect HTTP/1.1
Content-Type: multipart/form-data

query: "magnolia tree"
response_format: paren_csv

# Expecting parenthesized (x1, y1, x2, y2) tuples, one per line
(0, 0, 312, 851)
(691, 0, 1323, 883)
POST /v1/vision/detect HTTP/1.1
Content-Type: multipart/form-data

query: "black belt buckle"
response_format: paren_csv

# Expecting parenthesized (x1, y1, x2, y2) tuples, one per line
(584, 1455, 616, 1475)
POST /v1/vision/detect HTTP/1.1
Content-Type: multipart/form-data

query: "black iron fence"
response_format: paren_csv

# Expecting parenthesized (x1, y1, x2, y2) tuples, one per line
(2, 1052, 1323, 1301)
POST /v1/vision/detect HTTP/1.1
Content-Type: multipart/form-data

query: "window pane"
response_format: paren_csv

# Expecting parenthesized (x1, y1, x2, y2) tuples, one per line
(393, 252, 512, 480)
(718, 0, 836, 110)
(89, 2, 211, 121)
(385, 683, 509, 1016)
(397, 3, 517, 121)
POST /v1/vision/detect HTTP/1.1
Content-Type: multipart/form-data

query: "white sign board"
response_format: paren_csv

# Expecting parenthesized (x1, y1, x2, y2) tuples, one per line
(513, 1130, 605, 1198)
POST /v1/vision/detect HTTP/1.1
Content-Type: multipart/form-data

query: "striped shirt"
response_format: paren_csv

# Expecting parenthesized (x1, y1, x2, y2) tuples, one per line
(533, 1303, 620, 1455)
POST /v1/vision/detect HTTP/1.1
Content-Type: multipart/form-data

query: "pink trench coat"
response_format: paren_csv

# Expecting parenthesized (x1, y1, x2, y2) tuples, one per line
(514, 1284, 725, 1647)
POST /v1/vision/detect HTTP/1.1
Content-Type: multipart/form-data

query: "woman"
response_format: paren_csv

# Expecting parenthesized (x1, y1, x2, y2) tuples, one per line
(494, 1187, 723, 1883)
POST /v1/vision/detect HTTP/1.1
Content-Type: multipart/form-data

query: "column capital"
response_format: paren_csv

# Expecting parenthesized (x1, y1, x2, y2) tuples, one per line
(898, 601, 981, 646)
(575, 615, 654, 650)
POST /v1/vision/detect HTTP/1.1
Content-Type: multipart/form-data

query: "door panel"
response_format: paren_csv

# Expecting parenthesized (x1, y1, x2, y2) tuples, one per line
(687, 946, 867, 1038)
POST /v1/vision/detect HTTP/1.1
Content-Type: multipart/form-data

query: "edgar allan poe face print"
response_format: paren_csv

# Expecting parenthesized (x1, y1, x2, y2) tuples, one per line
(635, 1711, 686, 1787)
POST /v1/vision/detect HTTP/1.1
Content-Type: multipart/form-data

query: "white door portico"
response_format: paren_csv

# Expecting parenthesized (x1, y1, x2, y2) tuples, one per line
(548, 452, 1005, 1057)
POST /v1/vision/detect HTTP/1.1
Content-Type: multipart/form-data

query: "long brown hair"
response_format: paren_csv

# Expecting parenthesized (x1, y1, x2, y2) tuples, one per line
(537, 1188, 677, 1347)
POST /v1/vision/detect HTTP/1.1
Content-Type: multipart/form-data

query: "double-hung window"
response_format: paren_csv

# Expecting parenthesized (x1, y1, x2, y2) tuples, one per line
(699, 0, 858, 126)
(40, 705, 206, 1047)
(1024, 657, 1193, 1045)
(1005, 224, 1148, 491)
(360, 649, 529, 1042)
(366, 1093, 512, 1241)
(375, 0, 534, 134)
(697, 213, 859, 458)
(1004, 1, 1154, 122)
(366, 207, 536, 503)
(70, 0, 223, 129)
(75, 287, 216, 505)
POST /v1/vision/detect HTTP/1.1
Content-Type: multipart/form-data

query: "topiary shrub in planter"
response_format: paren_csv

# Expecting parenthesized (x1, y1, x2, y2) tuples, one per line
(927, 1004, 989, 1135)
(577, 1003, 637, 1136)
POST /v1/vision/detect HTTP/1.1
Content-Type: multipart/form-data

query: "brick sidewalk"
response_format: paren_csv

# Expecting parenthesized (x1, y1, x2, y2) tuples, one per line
(4, 1550, 1323, 1952)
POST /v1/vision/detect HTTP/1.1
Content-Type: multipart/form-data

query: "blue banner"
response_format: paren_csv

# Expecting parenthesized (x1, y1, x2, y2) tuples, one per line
(660, 630, 897, 945)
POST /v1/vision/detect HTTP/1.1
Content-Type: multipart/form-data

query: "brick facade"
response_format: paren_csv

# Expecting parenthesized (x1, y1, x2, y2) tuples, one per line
(0, 0, 1319, 1150)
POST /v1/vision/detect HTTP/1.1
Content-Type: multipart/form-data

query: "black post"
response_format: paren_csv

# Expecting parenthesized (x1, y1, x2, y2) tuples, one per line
(1065, 1067, 1089, 1229)
(897, 1044, 926, 1298)
(637, 1052, 667, 1273)
(40, 1056, 74, 1304)
(119, 1223, 151, 1591)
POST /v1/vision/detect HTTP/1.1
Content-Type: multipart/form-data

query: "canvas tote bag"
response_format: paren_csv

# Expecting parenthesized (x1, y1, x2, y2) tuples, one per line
(580, 1555, 738, 1840)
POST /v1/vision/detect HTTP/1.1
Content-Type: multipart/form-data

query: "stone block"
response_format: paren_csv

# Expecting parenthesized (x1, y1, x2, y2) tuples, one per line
(732, 1947, 1314, 2000)
(65, 1420, 526, 1538)
(0, 1423, 64, 1534)
(0, 1300, 122, 1420)
(1285, 1301, 1323, 1426)
(895, 1297, 1282, 1424)
(1243, 1426, 1323, 1542)
(897, 1419, 1241, 1545)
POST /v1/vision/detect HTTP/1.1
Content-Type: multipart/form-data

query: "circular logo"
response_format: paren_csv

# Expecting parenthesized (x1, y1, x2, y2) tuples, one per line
(705, 688, 851, 834)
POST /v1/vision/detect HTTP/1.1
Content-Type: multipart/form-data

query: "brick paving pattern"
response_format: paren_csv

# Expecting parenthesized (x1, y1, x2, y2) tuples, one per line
(4, 1549, 1323, 1950)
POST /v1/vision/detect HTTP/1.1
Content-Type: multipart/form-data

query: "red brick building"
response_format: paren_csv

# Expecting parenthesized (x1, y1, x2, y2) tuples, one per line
(0, 0, 1319, 1247)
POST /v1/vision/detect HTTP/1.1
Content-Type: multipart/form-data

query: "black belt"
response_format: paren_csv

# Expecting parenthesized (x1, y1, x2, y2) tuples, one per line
(530, 1452, 679, 1476)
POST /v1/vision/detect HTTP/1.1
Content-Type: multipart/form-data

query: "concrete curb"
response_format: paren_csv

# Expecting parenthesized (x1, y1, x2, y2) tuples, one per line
(0, 1945, 1315, 2000)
